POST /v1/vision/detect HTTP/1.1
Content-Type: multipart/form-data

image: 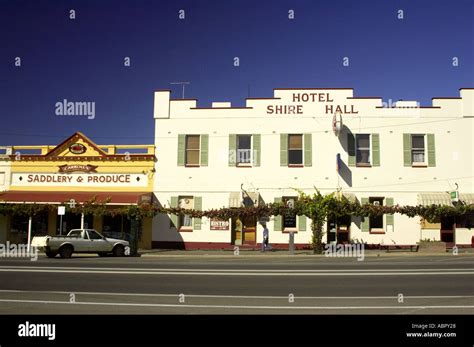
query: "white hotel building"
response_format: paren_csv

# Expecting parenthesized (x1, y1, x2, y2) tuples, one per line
(152, 87, 474, 250)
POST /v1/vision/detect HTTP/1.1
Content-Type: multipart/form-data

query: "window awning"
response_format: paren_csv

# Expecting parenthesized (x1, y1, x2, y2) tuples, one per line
(0, 191, 153, 205)
(228, 191, 261, 208)
(417, 192, 474, 206)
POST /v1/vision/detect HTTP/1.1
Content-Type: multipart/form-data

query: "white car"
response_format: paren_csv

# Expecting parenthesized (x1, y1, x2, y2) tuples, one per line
(31, 229, 129, 258)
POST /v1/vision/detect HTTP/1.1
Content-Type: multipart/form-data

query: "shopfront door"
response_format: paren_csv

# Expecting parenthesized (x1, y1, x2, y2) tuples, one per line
(440, 216, 455, 246)
(242, 215, 257, 245)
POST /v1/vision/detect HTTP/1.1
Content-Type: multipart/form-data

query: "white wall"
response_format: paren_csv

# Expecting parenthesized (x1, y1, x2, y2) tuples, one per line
(152, 88, 474, 247)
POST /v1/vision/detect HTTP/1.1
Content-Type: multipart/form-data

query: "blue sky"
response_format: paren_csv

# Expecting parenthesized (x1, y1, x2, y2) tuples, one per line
(0, 0, 472, 145)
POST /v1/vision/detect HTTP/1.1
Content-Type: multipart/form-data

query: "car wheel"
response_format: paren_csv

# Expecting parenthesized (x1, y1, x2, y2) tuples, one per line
(59, 245, 73, 259)
(45, 251, 57, 258)
(98, 252, 109, 257)
(112, 245, 125, 257)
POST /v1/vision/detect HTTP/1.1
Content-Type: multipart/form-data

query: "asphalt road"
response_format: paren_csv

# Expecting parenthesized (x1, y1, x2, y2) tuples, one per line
(0, 254, 473, 314)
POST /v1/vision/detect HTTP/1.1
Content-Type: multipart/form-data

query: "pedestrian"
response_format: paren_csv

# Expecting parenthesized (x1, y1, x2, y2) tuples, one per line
(261, 222, 269, 252)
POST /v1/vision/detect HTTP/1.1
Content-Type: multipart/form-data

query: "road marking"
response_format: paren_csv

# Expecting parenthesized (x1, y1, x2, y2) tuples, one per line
(0, 267, 473, 276)
(0, 298, 472, 310)
(0, 266, 471, 272)
(0, 268, 473, 276)
(0, 289, 473, 300)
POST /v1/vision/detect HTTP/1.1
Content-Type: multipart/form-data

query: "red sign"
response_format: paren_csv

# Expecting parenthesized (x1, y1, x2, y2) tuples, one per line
(69, 143, 86, 154)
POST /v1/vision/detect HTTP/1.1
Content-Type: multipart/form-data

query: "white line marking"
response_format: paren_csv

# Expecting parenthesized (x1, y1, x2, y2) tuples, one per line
(0, 266, 474, 273)
(0, 298, 473, 310)
(0, 268, 473, 276)
(0, 289, 473, 300)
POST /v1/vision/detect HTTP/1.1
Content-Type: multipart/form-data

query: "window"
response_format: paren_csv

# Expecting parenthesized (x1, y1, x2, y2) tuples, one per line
(237, 135, 252, 165)
(185, 135, 200, 166)
(369, 197, 384, 231)
(356, 134, 370, 165)
(288, 134, 303, 165)
(87, 230, 103, 240)
(68, 230, 83, 237)
(283, 197, 297, 230)
(102, 215, 131, 241)
(411, 134, 425, 164)
(179, 196, 194, 230)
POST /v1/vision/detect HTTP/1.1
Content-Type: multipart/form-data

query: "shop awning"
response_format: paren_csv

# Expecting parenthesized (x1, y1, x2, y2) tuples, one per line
(0, 191, 153, 205)
(417, 192, 474, 206)
(229, 191, 261, 208)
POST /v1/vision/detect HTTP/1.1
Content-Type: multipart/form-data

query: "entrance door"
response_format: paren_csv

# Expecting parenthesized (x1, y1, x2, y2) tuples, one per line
(242, 215, 257, 245)
(327, 219, 336, 244)
(336, 215, 351, 244)
(327, 216, 351, 244)
(440, 216, 455, 246)
(231, 217, 243, 245)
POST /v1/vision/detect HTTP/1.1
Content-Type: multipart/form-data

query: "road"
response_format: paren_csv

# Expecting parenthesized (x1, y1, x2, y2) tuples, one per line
(0, 254, 473, 314)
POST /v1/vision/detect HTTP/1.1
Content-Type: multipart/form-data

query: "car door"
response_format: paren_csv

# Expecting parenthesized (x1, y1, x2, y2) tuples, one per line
(87, 229, 110, 252)
(72, 230, 90, 252)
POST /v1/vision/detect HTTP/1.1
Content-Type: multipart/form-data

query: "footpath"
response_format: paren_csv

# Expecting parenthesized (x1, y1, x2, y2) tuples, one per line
(138, 248, 474, 257)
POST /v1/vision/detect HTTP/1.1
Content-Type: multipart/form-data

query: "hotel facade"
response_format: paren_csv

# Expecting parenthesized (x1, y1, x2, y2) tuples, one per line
(152, 87, 474, 249)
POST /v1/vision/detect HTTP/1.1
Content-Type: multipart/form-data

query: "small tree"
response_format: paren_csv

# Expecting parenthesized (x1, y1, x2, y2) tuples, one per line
(295, 190, 337, 254)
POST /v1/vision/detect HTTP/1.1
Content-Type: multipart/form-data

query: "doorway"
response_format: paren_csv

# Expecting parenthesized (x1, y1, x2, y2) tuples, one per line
(440, 216, 455, 245)
(241, 215, 257, 245)
(327, 215, 351, 244)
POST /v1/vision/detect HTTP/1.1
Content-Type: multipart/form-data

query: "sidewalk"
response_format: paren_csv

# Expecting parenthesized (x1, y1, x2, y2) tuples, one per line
(138, 248, 474, 257)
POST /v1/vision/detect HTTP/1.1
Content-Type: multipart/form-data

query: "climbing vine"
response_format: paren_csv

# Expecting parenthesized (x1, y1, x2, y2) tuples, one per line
(1, 191, 473, 253)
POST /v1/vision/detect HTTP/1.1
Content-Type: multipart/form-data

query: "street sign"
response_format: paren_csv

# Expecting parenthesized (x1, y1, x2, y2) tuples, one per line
(58, 206, 65, 215)
(450, 191, 459, 203)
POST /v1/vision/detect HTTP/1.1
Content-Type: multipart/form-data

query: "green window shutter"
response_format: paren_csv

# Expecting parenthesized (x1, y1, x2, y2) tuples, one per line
(170, 196, 178, 228)
(228, 134, 236, 166)
(304, 133, 312, 167)
(200, 134, 208, 166)
(280, 134, 288, 166)
(427, 134, 436, 167)
(177, 135, 185, 166)
(193, 196, 202, 230)
(385, 197, 394, 229)
(403, 134, 411, 167)
(371, 133, 380, 167)
(298, 215, 306, 231)
(274, 197, 282, 231)
(253, 134, 261, 167)
(347, 133, 355, 167)
(360, 197, 369, 232)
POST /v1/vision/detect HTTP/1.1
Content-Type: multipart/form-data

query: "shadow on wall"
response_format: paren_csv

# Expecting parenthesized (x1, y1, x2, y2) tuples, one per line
(337, 124, 353, 187)
(151, 200, 185, 249)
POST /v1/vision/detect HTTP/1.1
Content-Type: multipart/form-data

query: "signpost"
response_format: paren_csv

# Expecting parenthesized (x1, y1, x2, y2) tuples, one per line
(27, 217, 32, 253)
(450, 191, 459, 203)
(58, 206, 65, 235)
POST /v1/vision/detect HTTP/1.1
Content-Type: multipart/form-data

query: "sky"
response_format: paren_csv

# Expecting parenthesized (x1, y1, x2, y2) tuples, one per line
(0, 0, 473, 146)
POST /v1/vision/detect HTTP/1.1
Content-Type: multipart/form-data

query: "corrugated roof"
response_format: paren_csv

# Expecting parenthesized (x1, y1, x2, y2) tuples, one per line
(418, 192, 474, 206)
